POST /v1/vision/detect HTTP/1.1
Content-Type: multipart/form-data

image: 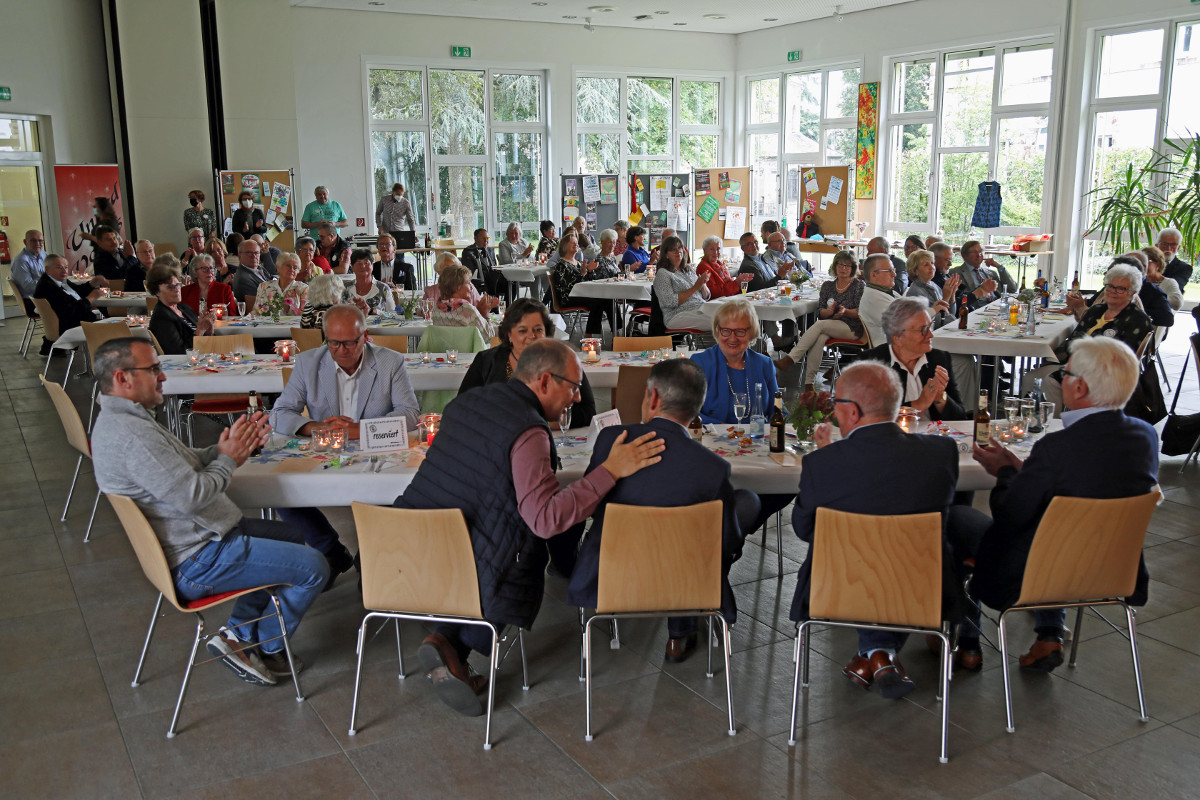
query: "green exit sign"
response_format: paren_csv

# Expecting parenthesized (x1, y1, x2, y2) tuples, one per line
(451, 46, 471, 58)
(0, 87, 10, 102)
(787, 50, 801, 63)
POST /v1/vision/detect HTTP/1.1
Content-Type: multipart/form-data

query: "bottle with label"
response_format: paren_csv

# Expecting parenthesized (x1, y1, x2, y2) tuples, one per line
(974, 390, 991, 446)
(1020, 276, 1027, 292)
(958, 304, 969, 329)
(689, 415, 704, 441)
(1070, 273, 1080, 294)
(1028, 378, 1045, 433)
(769, 390, 787, 453)
(246, 390, 260, 416)
(749, 382, 766, 439)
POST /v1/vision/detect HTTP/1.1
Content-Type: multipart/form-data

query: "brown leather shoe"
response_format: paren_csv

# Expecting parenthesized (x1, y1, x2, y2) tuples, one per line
(418, 634, 484, 716)
(664, 634, 698, 664)
(842, 654, 873, 690)
(868, 651, 916, 699)
(954, 647, 983, 672)
(1019, 639, 1064, 673)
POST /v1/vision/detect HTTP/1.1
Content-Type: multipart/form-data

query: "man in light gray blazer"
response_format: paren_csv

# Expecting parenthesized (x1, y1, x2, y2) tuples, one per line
(268, 304, 420, 586)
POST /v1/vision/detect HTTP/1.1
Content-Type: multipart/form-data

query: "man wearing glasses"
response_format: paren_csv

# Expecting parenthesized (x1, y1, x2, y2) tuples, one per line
(789, 361, 960, 699)
(11, 229, 46, 316)
(859, 252, 902, 348)
(92, 338, 328, 686)
(861, 297, 966, 422)
(270, 305, 420, 584)
(952, 240, 1017, 311)
(394, 339, 665, 716)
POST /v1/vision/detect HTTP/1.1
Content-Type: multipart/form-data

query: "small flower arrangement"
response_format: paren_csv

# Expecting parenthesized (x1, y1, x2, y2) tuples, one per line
(261, 292, 288, 322)
(1015, 288, 1037, 304)
(789, 270, 811, 288)
(398, 292, 423, 319)
(789, 389, 834, 443)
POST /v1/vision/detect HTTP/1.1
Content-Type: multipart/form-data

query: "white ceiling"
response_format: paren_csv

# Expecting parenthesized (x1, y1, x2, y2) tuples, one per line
(290, 0, 918, 36)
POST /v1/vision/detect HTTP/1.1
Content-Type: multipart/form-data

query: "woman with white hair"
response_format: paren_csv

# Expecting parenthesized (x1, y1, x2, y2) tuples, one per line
(255, 252, 308, 315)
(861, 297, 966, 420)
(593, 229, 622, 278)
(181, 253, 237, 315)
(696, 235, 739, 298)
(498, 222, 533, 264)
(299, 272, 347, 329)
(612, 219, 630, 256)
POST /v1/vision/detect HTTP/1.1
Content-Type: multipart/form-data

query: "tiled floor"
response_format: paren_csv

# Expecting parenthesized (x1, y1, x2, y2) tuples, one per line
(2, 303, 1199, 799)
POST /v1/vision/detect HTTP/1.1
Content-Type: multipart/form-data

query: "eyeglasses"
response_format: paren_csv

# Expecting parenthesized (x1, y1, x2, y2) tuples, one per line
(873, 267, 897, 275)
(903, 324, 934, 336)
(1058, 367, 1079, 381)
(326, 335, 364, 350)
(1103, 283, 1130, 294)
(550, 372, 583, 393)
(718, 327, 751, 338)
(123, 363, 164, 376)
(163, 282, 183, 290)
(27, 238, 44, 243)
(831, 396, 862, 416)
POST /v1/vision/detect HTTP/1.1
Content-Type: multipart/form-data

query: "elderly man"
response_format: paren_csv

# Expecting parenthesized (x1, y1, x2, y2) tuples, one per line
(316, 222, 350, 273)
(249, 234, 280, 279)
(737, 231, 788, 292)
(127, 239, 154, 293)
(567, 359, 759, 663)
(859, 252, 901, 347)
(394, 339, 665, 715)
(780, 226, 804, 261)
(949, 337, 1158, 672)
(461, 227, 507, 298)
(866, 236, 907, 291)
(765, 231, 811, 279)
(929, 241, 954, 289)
(375, 181, 417, 250)
(232, 239, 268, 304)
(790, 361, 960, 699)
(181, 227, 208, 264)
(1157, 227, 1192, 287)
(11, 229, 46, 315)
(953, 240, 1017, 310)
(91, 225, 139, 282)
(372, 233, 413, 289)
(270, 305, 419, 581)
(92, 337, 328, 685)
(33, 254, 108, 343)
(861, 297, 965, 421)
(300, 185, 348, 238)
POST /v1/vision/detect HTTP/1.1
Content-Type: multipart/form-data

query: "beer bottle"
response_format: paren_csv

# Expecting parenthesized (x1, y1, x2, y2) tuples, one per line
(689, 415, 704, 441)
(769, 390, 786, 453)
(958, 304, 969, 329)
(974, 390, 991, 447)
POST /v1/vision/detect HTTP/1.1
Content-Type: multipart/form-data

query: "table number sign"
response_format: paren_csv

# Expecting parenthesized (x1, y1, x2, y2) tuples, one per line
(359, 417, 410, 453)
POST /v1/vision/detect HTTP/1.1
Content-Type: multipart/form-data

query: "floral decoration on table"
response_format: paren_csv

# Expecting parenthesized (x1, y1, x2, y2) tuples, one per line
(259, 292, 293, 322)
(788, 270, 811, 289)
(789, 390, 834, 446)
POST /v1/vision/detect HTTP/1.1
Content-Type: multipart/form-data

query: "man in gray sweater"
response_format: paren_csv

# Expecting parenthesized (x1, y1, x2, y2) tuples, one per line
(91, 338, 328, 686)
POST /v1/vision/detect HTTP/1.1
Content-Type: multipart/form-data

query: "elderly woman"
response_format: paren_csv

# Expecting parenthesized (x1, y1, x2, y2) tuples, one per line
(458, 297, 596, 427)
(204, 238, 235, 286)
(181, 253, 236, 315)
(551, 234, 613, 333)
(774, 250, 865, 390)
(231, 191, 266, 239)
(148, 261, 215, 354)
(423, 252, 492, 310)
(690, 297, 777, 424)
(294, 236, 324, 281)
(696, 235, 739, 298)
(905, 248, 960, 328)
(498, 221, 533, 264)
(861, 297, 965, 420)
(620, 225, 656, 273)
(1143, 245, 1183, 311)
(431, 263, 495, 341)
(299, 272, 346, 329)
(255, 252, 308, 316)
(343, 248, 395, 314)
(593, 229, 622, 278)
(536, 220, 559, 258)
(612, 219, 630, 256)
(654, 235, 710, 330)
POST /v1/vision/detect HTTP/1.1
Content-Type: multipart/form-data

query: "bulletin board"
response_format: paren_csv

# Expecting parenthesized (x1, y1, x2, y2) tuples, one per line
(790, 165, 851, 256)
(560, 174, 619, 240)
(691, 166, 752, 248)
(215, 169, 295, 251)
(628, 172, 692, 250)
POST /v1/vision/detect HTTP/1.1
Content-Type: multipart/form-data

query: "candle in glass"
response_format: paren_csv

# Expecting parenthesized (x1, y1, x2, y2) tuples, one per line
(420, 413, 441, 446)
(897, 406, 919, 434)
(421, 351, 431, 363)
(205, 355, 217, 368)
(212, 304, 226, 320)
(312, 425, 331, 452)
(446, 349, 458, 364)
(581, 338, 602, 362)
(187, 349, 199, 366)
(329, 427, 346, 451)
(1010, 417, 1027, 441)
(230, 352, 243, 364)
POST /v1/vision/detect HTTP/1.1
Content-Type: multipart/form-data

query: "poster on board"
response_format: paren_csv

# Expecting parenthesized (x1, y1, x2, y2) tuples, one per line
(54, 164, 122, 274)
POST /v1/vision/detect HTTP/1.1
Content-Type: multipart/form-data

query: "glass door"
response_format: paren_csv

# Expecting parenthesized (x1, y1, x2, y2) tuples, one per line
(0, 164, 45, 316)
(435, 164, 487, 239)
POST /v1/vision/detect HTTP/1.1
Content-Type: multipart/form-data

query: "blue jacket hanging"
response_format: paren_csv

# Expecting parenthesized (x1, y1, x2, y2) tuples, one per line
(971, 181, 1002, 229)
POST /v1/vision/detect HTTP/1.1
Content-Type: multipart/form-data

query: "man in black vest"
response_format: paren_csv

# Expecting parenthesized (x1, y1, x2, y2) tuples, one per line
(393, 338, 665, 716)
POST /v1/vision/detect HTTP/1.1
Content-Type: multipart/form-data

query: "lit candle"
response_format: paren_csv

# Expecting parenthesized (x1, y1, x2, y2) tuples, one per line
(581, 338, 601, 362)
(330, 428, 345, 451)
(421, 413, 441, 446)
(230, 352, 243, 364)
(421, 352, 431, 363)
(212, 304, 226, 320)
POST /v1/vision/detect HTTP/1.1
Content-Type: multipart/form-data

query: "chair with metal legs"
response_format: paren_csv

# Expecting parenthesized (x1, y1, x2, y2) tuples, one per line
(80, 320, 134, 432)
(39, 375, 101, 542)
(8, 278, 41, 357)
(348, 503, 528, 750)
(995, 492, 1160, 734)
(788, 508, 952, 763)
(107, 494, 303, 738)
(31, 297, 79, 387)
(582, 500, 736, 741)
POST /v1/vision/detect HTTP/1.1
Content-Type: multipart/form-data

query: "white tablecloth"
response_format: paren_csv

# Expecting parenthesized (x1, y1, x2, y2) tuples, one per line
(569, 277, 653, 302)
(700, 288, 820, 322)
(51, 317, 151, 351)
(496, 264, 550, 285)
(212, 314, 567, 341)
(931, 303, 1076, 359)
(92, 292, 150, 309)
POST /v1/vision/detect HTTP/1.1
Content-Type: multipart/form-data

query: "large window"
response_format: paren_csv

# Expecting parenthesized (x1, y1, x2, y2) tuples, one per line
(367, 66, 547, 238)
(744, 64, 861, 228)
(883, 42, 1055, 240)
(574, 74, 723, 184)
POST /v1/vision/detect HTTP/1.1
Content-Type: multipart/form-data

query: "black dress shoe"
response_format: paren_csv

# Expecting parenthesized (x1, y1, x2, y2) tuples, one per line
(322, 546, 355, 592)
(664, 634, 698, 663)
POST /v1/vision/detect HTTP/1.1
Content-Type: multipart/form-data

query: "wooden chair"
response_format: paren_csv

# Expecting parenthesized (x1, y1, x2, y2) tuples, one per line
(145, 295, 158, 315)
(614, 365, 651, 424)
(106, 278, 126, 292)
(613, 336, 672, 352)
(154, 242, 178, 257)
(997, 493, 1161, 734)
(8, 277, 41, 357)
(81, 321, 135, 431)
(40, 375, 101, 542)
(369, 334, 408, 353)
(179, 334, 255, 445)
(789, 508, 951, 763)
(290, 327, 324, 352)
(31, 297, 78, 387)
(348, 503, 528, 749)
(489, 336, 501, 348)
(107, 494, 303, 738)
(583, 501, 735, 741)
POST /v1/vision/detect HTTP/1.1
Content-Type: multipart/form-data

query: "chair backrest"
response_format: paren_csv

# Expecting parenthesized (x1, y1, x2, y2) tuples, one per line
(244, 294, 257, 314)
(596, 501, 723, 614)
(351, 503, 483, 617)
(154, 242, 178, 256)
(1016, 493, 1160, 606)
(145, 296, 158, 314)
(290, 327, 324, 352)
(281, 366, 293, 387)
(39, 374, 90, 458)
(613, 335, 672, 352)
(416, 324, 487, 354)
(106, 278, 126, 292)
(489, 336, 501, 347)
(1134, 329, 1155, 361)
(193, 334, 253, 355)
(31, 297, 61, 340)
(7, 277, 28, 304)
(615, 365, 652, 424)
(81, 320, 133, 363)
(809, 508, 944, 629)
(106, 494, 189, 612)
(370, 334, 408, 353)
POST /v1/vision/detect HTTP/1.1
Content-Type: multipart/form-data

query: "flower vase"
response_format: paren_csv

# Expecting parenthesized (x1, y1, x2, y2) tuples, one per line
(794, 421, 817, 451)
(271, 309, 281, 323)
(404, 305, 414, 320)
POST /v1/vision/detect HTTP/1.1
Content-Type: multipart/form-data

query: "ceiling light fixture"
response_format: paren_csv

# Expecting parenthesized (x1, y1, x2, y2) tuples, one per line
(764, 17, 777, 21)
(634, 13, 652, 20)
(588, 5, 616, 11)
(563, 14, 577, 18)
(367, 1, 384, 5)
(834, 4, 844, 21)
(673, 21, 686, 25)
(654, 10, 669, 14)
(531, 1, 547, 5)
(583, 15, 596, 31)
(703, 13, 727, 20)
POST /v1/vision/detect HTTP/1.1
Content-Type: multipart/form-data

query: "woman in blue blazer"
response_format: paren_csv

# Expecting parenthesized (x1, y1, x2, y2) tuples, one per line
(690, 298, 778, 424)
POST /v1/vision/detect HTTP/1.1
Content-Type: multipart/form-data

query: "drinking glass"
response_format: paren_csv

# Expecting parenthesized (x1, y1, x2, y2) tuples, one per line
(1003, 395, 1020, 422)
(989, 419, 1011, 444)
(732, 392, 749, 423)
(559, 406, 572, 446)
(1038, 401, 1056, 432)
(1010, 416, 1027, 441)
(1020, 398, 1038, 432)
(236, 302, 246, 317)
(330, 427, 346, 451)
(186, 349, 199, 366)
(446, 348, 459, 364)
(312, 425, 331, 452)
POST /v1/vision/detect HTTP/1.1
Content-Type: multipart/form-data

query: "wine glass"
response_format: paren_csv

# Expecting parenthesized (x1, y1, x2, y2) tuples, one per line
(1038, 401, 1056, 432)
(1003, 395, 1020, 423)
(559, 405, 572, 446)
(855, 221, 869, 240)
(236, 301, 246, 317)
(732, 392, 749, 423)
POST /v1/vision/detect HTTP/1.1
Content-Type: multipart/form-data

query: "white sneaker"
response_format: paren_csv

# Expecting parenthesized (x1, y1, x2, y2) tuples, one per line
(206, 628, 276, 686)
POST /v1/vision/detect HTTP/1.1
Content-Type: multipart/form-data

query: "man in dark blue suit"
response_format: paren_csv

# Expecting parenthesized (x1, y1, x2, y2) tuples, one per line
(567, 358, 760, 663)
(952, 336, 1159, 672)
(789, 361, 960, 699)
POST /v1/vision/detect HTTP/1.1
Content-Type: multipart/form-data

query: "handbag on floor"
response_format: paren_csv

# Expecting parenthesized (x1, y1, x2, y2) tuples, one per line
(1161, 345, 1200, 456)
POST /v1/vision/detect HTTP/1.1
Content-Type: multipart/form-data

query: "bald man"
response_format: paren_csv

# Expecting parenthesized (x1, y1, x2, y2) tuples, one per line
(866, 236, 907, 291)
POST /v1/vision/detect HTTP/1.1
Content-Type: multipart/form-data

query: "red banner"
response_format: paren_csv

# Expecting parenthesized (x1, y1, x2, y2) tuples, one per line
(53, 164, 122, 273)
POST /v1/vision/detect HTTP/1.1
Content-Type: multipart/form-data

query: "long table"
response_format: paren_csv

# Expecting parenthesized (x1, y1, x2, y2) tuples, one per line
(226, 419, 1058, 509)
(931, 302, 1076, 360)
(92, 292, 151, 309)
(700, 286, 820, 322)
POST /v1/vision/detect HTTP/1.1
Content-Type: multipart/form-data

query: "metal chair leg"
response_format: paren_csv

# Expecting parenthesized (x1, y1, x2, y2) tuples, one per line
(775, 511, 783, 575)
(706, 616, 714, 678)
(1125, 606, 1149, 722)
(61, 455, 83, 522)
(132, 593, 165, 687)
(1068, 606, 1084, 667)
(395, 618, 405, 678)
(83, 488, 101, 542)
(348, 618, 369, 735)
(482, 626, 499, 750)
(720, 617, 736, 736)
(788, 622, 808, 746)
(609, 618, 620, 650)
(61, 350, 75, 388)
(578, 607, 587, 683)
(999, 610, 1016, 733)
(936, 627, 951, 763)
(269, 592, 304, 702)
(167, 614, 206, 738)
(584, 615, 596, 740)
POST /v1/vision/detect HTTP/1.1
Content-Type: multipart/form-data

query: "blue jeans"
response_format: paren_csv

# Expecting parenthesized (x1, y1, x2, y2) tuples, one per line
(172, 519, 329, 655)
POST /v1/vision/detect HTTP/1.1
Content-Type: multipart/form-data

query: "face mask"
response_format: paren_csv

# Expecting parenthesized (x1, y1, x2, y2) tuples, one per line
(189, 197, 199, 207)
(393, 193, 402, 200)
(241, 200, 253, 209)
(92, 209, 99, 217)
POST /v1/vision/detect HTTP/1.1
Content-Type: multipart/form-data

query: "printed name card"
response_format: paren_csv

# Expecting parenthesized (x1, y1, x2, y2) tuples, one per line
(359, 417, 410, 452)
(587, 408, 623, 448)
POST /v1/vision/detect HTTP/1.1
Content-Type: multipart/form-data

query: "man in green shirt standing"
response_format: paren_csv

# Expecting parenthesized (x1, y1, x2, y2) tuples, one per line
(301, 185, 348, 238)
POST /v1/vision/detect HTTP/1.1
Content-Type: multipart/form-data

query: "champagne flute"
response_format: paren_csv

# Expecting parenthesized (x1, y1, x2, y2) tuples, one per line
(236, 301, 246, 317)
(559, 405, 572, 446)
(1003, 395, 1020, 423)
(732, 392, 749, 423)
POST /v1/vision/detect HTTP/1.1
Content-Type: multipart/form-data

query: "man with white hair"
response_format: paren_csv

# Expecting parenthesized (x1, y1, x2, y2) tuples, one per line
(301, 185, 348, 238)
(789, 361, 960, 699)
(950, 337, 1158, 672)
(1156, 227, 1192, 287)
